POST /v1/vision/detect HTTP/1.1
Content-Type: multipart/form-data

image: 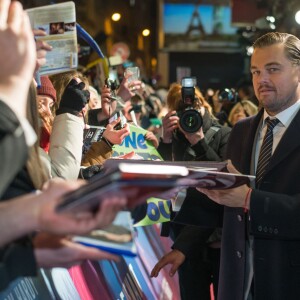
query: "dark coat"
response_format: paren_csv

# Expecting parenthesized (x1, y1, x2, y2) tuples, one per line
(220, 108, 300, 300)
(0, 101, 36, 291)
(0, 101, 28, 197)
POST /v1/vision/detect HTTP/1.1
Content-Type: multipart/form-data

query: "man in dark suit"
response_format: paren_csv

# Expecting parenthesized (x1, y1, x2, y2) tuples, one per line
(198, 32, 300, 299)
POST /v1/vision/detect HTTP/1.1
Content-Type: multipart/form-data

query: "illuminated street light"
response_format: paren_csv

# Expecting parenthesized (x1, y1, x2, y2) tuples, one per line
(112, 13, 121, 22)
(295, 10, 300, 25)
(142, 29, 150, 37)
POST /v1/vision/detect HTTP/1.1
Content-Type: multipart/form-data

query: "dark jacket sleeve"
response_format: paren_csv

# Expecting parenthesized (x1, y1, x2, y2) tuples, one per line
(172, 225, 215, 257)
(0, 101, 28, 198)
(157, 140, 173, 161)
(87, 108, 109, 127)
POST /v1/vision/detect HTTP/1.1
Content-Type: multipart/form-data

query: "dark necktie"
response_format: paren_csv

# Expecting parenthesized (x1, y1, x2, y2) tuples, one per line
(256, 117, 280, 187)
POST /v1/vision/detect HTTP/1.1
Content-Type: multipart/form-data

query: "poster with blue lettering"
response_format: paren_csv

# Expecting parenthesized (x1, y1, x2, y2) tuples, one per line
(112, 124, 162, 160)
(134, 197, 171, 226)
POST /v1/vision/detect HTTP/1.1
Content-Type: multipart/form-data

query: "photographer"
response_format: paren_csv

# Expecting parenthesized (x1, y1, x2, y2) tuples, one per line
(153, 81, 231, 300)
(211, 88, 238, 126)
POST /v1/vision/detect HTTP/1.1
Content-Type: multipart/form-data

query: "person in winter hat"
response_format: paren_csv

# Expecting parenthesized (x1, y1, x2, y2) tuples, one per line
(37, 76, 57, 152)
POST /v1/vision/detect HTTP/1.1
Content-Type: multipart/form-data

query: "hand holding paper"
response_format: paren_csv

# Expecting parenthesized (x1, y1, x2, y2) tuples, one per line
(197, 160, 251, 208)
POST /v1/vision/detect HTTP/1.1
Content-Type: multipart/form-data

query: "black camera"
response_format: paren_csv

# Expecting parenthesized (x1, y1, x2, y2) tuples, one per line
(105, 78, 119, 91)
(218, 88, 238, 103)
(105, 78, 120, 102)
(178, 77, 203, 133)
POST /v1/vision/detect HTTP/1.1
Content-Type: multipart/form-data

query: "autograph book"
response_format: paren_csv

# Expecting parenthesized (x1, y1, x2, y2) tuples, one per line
(56, 159, 255, 213)
(27, 2, 77, 76)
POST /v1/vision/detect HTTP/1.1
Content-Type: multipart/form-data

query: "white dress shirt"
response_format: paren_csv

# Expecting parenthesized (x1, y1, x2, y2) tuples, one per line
(254, 100, 300, 172)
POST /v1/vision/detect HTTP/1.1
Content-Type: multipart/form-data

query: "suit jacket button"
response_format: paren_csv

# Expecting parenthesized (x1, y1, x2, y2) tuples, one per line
(236, 251, 243, 258)
(258, 226, 262, 232)
(237, 215, 243, 222)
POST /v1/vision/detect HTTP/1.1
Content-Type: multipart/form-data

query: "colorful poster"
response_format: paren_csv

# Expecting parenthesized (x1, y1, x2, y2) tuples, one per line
(112, 124, 162, 160)
(134, 198, 171, 227)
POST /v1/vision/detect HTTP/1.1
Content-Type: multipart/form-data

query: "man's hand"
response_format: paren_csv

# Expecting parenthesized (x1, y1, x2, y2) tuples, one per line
(0, 0, 36, 118)
(150, 249, 185, 278)
(34, 232, 119, 269)
(197, 161, 250, 208)
(161, 110, 179, 143)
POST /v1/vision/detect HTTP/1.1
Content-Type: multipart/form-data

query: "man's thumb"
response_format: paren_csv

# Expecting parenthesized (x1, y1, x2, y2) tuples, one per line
(226, 160, 240, 174)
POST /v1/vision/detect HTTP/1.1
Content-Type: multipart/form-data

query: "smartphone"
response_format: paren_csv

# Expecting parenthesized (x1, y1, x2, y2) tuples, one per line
(108, 111, 127, 130)
(124, 67, 140, 83)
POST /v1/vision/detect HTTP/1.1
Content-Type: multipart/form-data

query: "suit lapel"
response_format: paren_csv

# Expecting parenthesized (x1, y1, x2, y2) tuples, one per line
(240, 110, 263, 175)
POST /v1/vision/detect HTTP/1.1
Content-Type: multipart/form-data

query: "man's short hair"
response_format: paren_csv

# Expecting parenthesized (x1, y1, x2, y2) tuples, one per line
(253, 32, 300, 65)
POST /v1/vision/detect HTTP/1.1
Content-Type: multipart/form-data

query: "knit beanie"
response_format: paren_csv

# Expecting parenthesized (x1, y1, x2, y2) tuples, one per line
(37, 76, 57, 102)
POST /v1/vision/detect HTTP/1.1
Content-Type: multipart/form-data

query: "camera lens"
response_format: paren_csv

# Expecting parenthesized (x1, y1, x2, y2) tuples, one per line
(179, 109, 203, 133)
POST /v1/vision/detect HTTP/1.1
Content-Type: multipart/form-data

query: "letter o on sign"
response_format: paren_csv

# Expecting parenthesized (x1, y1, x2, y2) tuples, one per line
(147, 202, 160, 222)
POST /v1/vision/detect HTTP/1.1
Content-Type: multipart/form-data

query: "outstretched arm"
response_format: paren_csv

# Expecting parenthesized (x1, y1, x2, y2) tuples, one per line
(0, 178, 127, 247)
(151, 249, 186, 278)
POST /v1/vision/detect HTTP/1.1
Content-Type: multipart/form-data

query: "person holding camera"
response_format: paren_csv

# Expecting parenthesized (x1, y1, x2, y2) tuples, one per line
(86, 74, 142, 126)
(152, 81, 231, 300)
(210, 88, 238, 126)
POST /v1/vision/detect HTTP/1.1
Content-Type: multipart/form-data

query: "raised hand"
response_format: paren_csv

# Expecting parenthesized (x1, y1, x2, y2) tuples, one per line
(117, 76, 142, 102)
(144, 131, 159, 148)
(33, 29, 52, 72)
(0, 0, 36, 118)
(102, 118, 130, 145)
(100, 84, 117, 119)
(161, 110, 179, 143)
(56, 79, 90, 116)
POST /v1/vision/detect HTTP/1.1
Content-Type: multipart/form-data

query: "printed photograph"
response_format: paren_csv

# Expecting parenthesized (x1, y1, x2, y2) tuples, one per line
(49, 22, 65, 35)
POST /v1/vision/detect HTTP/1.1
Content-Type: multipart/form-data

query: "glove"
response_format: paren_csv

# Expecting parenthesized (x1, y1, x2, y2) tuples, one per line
(56, 79, 90, 116)
(78, 164, 104, 179)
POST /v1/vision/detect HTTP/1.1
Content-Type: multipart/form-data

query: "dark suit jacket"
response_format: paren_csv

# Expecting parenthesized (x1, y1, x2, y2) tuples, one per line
(220, 108, 300, 300)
